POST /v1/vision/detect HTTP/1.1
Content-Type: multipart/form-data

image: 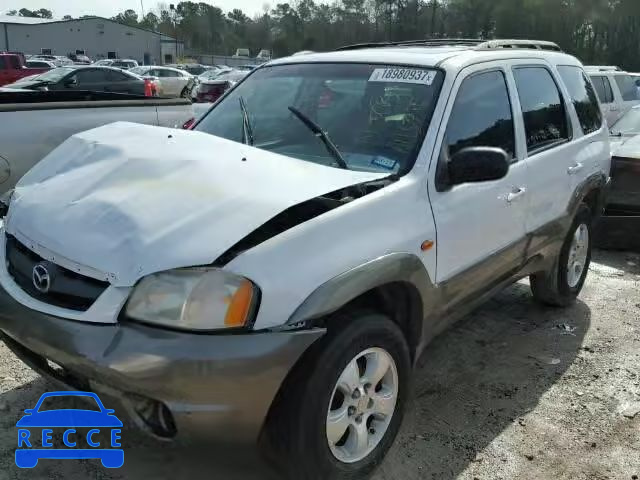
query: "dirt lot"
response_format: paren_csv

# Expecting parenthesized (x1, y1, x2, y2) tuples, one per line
(0, 250, 638, 480)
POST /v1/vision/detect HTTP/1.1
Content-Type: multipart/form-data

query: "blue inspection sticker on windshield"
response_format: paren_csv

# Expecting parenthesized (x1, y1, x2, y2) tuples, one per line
(371, 157, 397, 170)
(369, 68, 436, 85)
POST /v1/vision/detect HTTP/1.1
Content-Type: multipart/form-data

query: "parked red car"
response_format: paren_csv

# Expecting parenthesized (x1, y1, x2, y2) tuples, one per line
(0, 53, 49, 87)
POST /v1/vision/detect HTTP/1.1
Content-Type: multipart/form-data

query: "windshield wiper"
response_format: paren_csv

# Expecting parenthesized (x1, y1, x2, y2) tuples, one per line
(288, 106, 348, 169)
(239, 96, 254, 146)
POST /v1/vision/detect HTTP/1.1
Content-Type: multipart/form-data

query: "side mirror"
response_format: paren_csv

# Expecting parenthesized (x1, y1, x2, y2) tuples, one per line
(23, 409, 34, 415)
(447, 147, 510, 186)
(64, 77, 77, 87)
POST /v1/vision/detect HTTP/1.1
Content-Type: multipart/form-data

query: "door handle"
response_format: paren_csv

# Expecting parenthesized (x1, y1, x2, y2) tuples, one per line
(506, 187, 526, 204)
(567, 162, 584, 175)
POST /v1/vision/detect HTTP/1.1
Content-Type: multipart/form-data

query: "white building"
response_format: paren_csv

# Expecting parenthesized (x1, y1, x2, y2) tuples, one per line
(0, 15, 184, 65)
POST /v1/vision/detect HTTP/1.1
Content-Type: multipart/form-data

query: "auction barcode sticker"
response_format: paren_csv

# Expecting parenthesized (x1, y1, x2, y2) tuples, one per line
(369, 68, 436, 85)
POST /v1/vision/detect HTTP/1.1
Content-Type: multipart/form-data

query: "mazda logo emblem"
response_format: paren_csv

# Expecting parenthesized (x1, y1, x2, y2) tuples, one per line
(32, 264, 51, 294)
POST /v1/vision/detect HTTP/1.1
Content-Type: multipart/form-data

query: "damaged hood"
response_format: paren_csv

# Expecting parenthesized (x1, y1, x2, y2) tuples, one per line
(6, 122, 385, 286)
(610, 134, 640, 159)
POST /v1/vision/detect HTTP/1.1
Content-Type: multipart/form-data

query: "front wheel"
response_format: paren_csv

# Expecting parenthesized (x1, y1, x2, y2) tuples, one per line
(530, 204, 592, 306)
(262, 313, 410, 480)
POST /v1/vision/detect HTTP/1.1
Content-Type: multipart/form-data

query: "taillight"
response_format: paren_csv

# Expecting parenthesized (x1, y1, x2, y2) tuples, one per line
(196, 82, 228, 103)
(182, 118, 195, 130)
(143, 78, 154, 97)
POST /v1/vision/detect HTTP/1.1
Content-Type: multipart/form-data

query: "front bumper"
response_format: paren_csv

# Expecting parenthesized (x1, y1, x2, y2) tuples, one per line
(0, 286, 324, 445)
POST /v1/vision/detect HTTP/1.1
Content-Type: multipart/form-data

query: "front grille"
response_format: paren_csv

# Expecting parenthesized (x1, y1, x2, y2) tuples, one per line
(5, 235, 109, 311)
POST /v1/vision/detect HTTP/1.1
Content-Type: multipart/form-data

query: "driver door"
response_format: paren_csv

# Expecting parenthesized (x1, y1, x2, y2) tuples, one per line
(428, 64, 529, 308)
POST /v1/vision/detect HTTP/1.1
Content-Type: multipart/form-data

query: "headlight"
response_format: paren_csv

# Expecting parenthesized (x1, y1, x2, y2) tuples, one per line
(0, 189, 13, 217)
(125, 268, 258, 331)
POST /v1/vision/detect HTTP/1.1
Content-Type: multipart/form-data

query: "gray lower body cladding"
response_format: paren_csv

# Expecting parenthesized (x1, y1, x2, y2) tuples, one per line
(0, 287, 324, 444)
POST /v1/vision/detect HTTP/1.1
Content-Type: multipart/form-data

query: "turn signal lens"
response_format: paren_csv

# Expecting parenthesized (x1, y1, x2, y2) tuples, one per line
(224, 279, 255, 327)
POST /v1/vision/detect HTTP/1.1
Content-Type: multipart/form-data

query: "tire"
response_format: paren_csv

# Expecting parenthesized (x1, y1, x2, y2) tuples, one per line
(530, 204, 592, 307)
(180, 87, 191, 99)
(261, 312, 411, 480)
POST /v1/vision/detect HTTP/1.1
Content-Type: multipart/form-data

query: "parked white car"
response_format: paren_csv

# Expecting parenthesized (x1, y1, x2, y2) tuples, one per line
(0, 39, 610, 480)
(110, 59, 139, 70)
(130, 66, 195, 98)
(586, 66, 640, 125)
(94, 59, 115, 67)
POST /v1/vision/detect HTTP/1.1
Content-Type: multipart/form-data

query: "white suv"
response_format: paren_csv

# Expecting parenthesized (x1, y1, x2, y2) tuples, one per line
(586, 66, 640, 125)
(0, 39, 610, 479)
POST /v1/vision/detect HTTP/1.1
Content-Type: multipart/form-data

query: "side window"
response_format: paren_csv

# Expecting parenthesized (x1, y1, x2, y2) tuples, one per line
(614, 75, 639, 101)
(513, 67, 569, 153)
(591, 76, 614, 104)
(443, 70, 515, 160)
(8, 56, 20, 69)
(557, 66, 602, 135)
(76, 69, 109, 83)
(107, 70, 130, 82)
(0, 57, 6, 70)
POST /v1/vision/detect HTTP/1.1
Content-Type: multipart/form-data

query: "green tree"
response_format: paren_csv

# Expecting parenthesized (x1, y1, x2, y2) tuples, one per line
(112, 9, 139, 26)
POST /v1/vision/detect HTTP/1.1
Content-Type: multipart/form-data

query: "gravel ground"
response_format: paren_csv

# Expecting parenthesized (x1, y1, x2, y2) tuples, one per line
(0, 249, 638, 480)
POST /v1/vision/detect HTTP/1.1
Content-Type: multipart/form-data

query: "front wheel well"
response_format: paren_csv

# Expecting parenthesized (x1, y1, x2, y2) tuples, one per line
(323, 282, 423, 362)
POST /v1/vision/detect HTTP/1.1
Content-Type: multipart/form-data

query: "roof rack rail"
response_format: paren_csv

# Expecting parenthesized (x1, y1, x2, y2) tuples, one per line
(477, 39, 562, 51)
(335, 38, 562, 52)
(335, 39, 485, 51)
(584, 65, 622, 72)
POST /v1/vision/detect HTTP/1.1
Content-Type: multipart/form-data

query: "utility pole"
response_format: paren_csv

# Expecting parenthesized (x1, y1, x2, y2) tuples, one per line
(170, 4, 178, 62)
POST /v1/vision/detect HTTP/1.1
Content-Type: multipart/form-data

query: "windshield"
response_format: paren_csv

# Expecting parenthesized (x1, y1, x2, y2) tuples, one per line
(26, 67, 76, 83)
(610, 107, 640, 135)
(130, 66, 149, 75)
(195, 63, 443, 174)
(218, 71, 247, 82)
(198, 70, 218, 80)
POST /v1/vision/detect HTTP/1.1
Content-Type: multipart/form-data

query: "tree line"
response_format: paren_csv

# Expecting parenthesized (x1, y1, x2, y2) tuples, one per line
(7, 1, 640, 70)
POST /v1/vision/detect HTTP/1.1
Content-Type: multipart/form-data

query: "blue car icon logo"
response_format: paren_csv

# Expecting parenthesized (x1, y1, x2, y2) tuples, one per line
(15, 391, 124, 468)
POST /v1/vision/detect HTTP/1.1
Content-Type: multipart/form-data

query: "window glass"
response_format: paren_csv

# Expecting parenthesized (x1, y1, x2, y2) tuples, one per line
(0, 57, 7, 69)
(557, 66, 602, 134)
(107, 70, 130, 81)
(161, 69, 180, 78)
(614, 75, 639, 101)
(444, 70, 515, 160)
(8, 56, 20, 69)
(76, 69, 109, 83)
(196, 63, 444, 174)
(513, 67, 569, 152)
(590, 76, 613, 104)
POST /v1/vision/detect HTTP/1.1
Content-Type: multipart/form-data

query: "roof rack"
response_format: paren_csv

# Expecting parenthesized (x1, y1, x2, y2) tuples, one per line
(335, 38, 562, 52)
(336, 39, 484, 51)
(584, 65, 622, 72)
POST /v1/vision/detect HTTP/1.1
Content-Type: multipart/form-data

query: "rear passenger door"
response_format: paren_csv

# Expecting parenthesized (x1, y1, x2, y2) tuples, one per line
(106, 69, 142, 95)
(557, 65, 608, 194)
(590, 74, 617, 125)
(73, 69, 111, 92)
(510, 63, 577, 243)
(429, 64, 528, 297)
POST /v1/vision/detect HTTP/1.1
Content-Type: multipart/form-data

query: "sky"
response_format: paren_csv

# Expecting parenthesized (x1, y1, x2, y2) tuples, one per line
(0, 0, 269, 19)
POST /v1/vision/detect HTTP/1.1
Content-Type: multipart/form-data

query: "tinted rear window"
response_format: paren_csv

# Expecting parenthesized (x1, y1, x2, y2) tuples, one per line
(513, 67, 570, 153)
(614, 75, 639, 101)
(590, 76, 614, 104)
(557, 66, 602, 135)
